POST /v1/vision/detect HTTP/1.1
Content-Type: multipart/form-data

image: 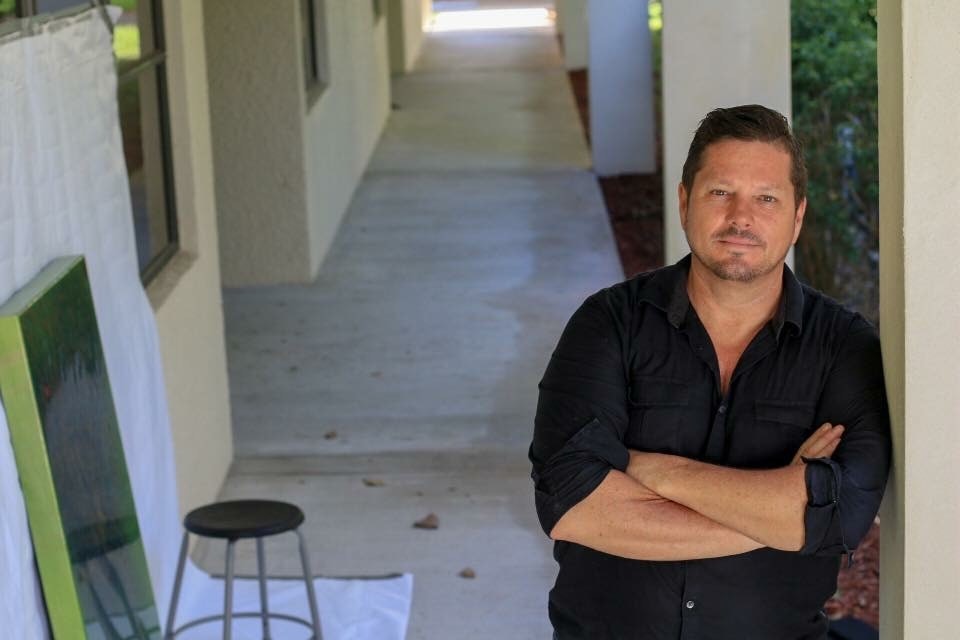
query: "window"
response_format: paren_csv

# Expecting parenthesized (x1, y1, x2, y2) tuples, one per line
(1, 0, 178, 284)
(0, 0, 17, 24)
(301, 0, 329, 106)
(111, 0, 178, 283)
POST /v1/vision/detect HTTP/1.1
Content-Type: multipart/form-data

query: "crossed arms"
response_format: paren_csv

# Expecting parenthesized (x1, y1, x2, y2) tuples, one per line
(549, 424, 842, 561)
(530, 292, 891, 562)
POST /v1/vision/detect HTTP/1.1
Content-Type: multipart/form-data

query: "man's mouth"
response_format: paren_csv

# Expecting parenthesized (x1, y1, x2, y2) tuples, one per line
(714, 230, 763, 247)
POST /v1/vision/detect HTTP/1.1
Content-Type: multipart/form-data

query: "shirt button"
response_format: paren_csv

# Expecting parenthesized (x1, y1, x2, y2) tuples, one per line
(685, 600, 695, 609)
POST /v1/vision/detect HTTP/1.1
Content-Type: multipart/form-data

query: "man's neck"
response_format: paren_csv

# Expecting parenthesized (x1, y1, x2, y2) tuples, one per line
(686, 258, 784, 347)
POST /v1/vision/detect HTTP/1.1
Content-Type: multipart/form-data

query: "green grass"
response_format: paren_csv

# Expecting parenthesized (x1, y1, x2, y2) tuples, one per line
(0, 0, 15, 14)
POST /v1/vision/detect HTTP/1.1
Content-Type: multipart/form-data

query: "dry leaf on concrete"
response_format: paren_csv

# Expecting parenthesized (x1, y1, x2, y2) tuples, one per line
(362, 478, 385, 487)
(413, 513, 439, 530)
(458, 567, 476, 579)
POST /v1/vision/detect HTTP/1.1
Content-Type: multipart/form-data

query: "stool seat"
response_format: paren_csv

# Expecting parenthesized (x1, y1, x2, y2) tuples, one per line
(166, 499, 322, 639)
(184, 500, 305, 540)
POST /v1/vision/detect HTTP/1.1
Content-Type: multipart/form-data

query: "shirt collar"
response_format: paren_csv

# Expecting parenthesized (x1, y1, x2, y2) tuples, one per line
(637, 254, 805, 339)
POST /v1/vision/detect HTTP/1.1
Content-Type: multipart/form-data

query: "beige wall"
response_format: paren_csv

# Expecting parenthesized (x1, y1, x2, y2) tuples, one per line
(661, 0, 791, 264)
(305, 2, 392, 277)
(878, 1, 960, 637)
(555, 0, 588, 70)
(388, 0, 429, 74)
(205, 0, 391, 286)
(204, 1, 310, 285)
(148, 0, 233, 517)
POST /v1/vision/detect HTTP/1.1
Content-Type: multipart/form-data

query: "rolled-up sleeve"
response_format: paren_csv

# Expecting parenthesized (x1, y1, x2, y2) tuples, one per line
(800, 317, 891, 556)
(529, 292, 630, 536)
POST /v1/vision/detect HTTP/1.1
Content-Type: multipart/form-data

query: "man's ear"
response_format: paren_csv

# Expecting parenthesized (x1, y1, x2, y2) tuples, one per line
(792, 197, 807, 244)
(678, 183, 689, 230)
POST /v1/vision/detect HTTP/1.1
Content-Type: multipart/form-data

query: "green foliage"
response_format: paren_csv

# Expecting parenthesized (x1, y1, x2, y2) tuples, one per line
(792, 0, 879, 323)
(649, 1, 662, 32)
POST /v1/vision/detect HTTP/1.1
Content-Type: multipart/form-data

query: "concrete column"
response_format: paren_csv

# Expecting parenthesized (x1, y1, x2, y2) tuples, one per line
(588, 0, 656, 176)
(877, 2, 960, 638)
(661, 1, 791, 263)
(555, 0, 588, 70)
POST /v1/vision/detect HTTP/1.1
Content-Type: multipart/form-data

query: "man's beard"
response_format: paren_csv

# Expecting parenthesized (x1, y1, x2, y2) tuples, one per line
(693, 228, 780, 283)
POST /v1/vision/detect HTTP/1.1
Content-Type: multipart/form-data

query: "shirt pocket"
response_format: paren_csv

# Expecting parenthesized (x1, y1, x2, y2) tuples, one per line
(751, 399, 816, 465)
(627, 376, 689, 454)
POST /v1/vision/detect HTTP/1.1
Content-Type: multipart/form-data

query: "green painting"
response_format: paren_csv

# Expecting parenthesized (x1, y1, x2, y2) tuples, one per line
(0, 257, 160, 640)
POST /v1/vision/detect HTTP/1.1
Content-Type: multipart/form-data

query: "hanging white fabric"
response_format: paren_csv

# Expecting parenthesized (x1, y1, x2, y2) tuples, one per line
(0, 8, 181, 637)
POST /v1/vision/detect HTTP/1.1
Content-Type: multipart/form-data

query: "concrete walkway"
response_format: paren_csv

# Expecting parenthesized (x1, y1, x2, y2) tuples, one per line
(211, 5, 622, 638)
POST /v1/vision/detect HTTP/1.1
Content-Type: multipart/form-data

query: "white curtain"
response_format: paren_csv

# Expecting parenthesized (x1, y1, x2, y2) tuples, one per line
(0, 9, 181, 637)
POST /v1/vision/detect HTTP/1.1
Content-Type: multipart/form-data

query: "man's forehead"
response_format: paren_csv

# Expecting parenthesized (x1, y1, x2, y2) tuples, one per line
(696, 139, 793, 181)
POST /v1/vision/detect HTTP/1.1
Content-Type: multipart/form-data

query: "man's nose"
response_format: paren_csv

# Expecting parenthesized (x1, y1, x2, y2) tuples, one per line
(725, 195, 754, 227)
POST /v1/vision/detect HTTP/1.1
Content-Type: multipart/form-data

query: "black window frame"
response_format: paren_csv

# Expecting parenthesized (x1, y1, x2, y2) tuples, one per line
(1, 0, 179, 286)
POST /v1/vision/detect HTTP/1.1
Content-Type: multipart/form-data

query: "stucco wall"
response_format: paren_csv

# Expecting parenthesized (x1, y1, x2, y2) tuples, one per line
(204, 0, 391, 286)
(555, 0, 588, 70)
(388, 0, 428, 74)
(661, 1, 791, 264)
(878, 1, 960, 637)
(204, 0, 310, 286)
(148, 0, 233, 517)
(305, 2, 391, 277)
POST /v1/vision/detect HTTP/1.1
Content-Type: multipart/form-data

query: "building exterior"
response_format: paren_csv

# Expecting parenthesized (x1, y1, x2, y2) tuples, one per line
(1, 1, 958, 637)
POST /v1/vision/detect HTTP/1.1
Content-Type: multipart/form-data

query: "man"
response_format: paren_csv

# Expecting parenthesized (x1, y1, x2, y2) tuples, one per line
(529, 105, 890, 639)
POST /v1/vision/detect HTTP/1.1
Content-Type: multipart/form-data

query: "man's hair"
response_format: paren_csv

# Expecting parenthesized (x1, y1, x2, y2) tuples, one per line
(681, 104, 807, 207)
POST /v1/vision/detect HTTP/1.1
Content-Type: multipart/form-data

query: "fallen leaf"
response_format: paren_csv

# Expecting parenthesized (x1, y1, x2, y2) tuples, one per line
(362, 478, 385, 487)
(458, 567, 476, 579)
(323, 430, 338, 440)
(413, 513, 439, 530)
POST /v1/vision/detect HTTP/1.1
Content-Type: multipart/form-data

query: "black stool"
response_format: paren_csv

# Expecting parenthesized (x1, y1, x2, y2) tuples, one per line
(164, 500, 322, 640)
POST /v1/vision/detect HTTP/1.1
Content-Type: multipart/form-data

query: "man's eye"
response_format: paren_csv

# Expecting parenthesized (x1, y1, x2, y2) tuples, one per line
(759, 195, 777, 203)
(710, 189, 728, 196)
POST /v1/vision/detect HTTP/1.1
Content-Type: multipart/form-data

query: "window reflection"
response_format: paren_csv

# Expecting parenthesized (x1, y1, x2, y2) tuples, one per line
(111, 0, 158, 74)
(118, 66, 171, 273)
(34, 0, 85, 13)
(0, 0, 16, 24)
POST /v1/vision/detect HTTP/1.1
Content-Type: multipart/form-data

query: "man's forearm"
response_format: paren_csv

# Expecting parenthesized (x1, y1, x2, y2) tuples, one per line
(628, 452, 807, 551)
(550, 469, 764, 561)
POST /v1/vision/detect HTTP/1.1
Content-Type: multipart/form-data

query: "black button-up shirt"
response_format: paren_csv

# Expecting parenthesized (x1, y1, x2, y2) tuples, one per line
(530, 256, 891, 640)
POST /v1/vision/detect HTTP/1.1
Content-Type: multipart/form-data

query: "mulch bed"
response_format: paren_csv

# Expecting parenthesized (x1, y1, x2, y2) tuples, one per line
(564, 63, 881, 631)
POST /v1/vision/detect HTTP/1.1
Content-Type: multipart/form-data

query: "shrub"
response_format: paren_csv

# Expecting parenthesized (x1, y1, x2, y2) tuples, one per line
(792, 0, 879, 324)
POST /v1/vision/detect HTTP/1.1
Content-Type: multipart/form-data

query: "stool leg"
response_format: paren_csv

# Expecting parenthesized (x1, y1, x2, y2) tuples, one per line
(164, 532, 190, 639)
(223, 539, 236, 640)
(296, 529, 322, 640)
(256, 537, 271, 639)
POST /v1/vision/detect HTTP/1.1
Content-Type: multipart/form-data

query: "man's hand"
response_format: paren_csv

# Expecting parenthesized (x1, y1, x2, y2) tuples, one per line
(791, 423, 845, 465)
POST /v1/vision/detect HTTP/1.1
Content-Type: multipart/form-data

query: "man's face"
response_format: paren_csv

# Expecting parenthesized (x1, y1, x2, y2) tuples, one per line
(679, 138, 806, 283)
